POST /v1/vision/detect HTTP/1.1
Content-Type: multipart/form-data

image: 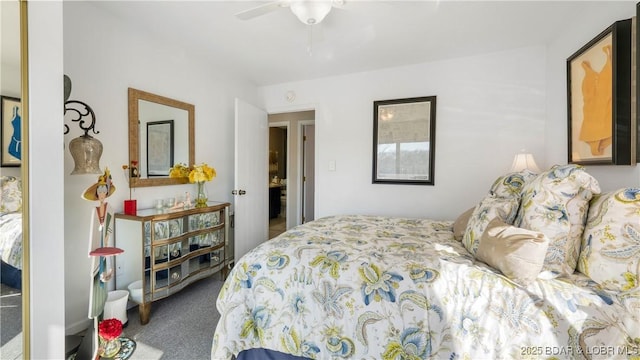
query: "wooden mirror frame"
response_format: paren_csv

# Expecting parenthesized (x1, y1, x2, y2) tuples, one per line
(128, 88, 194, 187)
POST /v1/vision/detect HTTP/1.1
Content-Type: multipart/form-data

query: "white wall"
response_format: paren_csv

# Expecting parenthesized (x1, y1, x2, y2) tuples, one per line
(260, 46, 548, 220)
(546, 2, 639, 191)
(28, 2, 66, 358)
(62, 2, 259, 333)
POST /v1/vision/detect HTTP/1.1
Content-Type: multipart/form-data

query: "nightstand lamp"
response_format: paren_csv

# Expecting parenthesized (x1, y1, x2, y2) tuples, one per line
(510, 151, 541, 173)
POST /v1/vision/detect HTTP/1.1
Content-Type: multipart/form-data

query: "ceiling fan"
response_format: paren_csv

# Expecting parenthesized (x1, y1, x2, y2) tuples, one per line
(235, 0, 345, 25)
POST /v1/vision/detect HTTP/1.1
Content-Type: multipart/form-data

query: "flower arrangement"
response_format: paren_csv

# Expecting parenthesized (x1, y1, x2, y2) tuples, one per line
(170, 163, 216, 207)
(98, 318, 123, 357)
(169, 163, 217, 183)
(189, 163, 217, 183)
(169, 163, 191, 179)
(98, 318, 123, 341)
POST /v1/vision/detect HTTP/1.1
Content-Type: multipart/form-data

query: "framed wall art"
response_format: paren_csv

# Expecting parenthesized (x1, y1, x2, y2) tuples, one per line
(637, 4, 640, 162)
(1, 95, 22, 167)
(372, 96, 436, 185)
(146, 120, 174, 176)
(567, 18, 633, 165)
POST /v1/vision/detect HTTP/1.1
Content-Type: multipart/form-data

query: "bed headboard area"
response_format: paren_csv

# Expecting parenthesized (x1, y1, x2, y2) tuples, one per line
(0, 175, 22, 215)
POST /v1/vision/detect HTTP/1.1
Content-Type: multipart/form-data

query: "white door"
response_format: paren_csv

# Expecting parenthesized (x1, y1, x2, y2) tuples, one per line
(234, 98, 269, 262)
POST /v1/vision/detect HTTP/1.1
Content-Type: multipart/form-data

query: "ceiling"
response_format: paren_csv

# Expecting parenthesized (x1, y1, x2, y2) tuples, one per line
(91, 1, 610, 86)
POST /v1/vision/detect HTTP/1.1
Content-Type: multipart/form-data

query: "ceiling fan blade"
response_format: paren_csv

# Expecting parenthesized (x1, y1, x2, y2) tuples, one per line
(235, 1, 286, 20)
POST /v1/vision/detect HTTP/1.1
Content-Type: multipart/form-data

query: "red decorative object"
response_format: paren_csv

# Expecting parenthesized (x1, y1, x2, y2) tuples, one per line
(124, 199, 137, 215)
(98, 318, 123, 341)
(89, 247, 124, 257)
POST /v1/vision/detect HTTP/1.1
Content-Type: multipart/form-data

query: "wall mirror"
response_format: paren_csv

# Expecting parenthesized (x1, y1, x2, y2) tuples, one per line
(0, 0, 30, 357)
(372, 96, 437, 185)
(128, 88, 194, 187)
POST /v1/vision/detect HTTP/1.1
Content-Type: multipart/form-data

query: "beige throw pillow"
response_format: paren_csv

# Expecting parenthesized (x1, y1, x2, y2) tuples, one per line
(476, 218, 550, 286)
(453, 207, 474, 241)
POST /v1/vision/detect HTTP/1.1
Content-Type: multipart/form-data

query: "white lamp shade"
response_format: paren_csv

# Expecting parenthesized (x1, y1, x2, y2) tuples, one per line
(290, 1, 332, 25)
(510, 153, 541, 173)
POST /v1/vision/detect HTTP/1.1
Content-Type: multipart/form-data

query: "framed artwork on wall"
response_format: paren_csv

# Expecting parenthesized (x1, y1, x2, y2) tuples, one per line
(637, 4, 640, 162)
(372, 96, 436, 185)
(1, 95, 22, 167)
(567, 18, 633, 165)
(146, 120, 174, 176)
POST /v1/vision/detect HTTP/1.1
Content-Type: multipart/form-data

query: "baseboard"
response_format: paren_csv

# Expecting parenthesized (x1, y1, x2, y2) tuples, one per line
(66, 318, 91, 336)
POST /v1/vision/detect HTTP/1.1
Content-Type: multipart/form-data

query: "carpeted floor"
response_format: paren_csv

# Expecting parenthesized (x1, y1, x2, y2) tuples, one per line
(0, 283, 22, 360)
(1, 273, 224, 359)
(123, 274, 225, 359)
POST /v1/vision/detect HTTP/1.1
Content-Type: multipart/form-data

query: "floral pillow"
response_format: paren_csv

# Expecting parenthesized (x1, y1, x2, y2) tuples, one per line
(488, 170, 538, 198)
(0, 176, 22, 215)
(577, 188, 640, 292)
(514, 164, 600, 275)
(462, 195, 519, 255)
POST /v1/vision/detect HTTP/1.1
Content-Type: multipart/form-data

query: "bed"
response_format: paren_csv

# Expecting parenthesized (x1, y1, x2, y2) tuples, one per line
(211, 165, 640, 359)
(0, 176, 23, 290)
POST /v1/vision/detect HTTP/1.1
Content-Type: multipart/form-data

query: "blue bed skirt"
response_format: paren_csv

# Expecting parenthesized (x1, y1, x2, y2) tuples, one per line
(1, 260, 21, 290)
(235, 349, 310, 360)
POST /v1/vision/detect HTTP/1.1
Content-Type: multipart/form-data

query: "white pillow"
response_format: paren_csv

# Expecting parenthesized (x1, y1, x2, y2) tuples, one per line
(476, 218, 549, 286)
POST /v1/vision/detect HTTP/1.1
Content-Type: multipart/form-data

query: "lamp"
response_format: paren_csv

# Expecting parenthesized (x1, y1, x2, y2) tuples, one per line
(64, 75, 103, 175)
(290, 0, 332, 25)
(510, 151, 541, 173)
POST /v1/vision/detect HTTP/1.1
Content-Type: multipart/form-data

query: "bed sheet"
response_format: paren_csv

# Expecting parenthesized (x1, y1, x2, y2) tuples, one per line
(212, 215, 639, 359)
(0, 212, 22, 270)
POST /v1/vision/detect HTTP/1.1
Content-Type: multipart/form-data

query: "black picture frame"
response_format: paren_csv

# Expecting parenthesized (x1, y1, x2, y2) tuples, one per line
(146, 120, 174, 176)
(636, 3, 640, 162)
(372, 96, 436, 185)
(567, 18, 633, 165)
(1, 95, 22, 167)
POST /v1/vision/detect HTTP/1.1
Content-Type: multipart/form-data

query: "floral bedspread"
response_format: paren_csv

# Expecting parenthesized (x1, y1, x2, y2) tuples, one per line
(0, 212, 22, 269)
(212, 215, 640, 360)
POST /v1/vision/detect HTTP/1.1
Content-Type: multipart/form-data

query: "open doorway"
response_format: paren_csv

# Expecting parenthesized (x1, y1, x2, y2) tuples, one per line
(268, 110, 315, 238)
(268, 125, 287, 239)
(301, 122, 315, 223)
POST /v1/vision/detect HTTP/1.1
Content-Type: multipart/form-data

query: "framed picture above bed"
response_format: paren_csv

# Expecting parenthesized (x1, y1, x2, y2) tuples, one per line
(1, 96, 21, 167)
(372, 96, 436, 185)
(566, 18, 633, 165)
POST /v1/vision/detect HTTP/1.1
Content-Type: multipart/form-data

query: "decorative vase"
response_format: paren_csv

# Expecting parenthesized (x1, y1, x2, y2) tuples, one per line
(195, 181, 208, 207)
(98, 336, 121, 358)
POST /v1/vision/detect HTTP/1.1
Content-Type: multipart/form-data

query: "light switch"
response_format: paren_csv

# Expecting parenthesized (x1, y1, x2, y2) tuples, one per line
(328, 160, 336, 171)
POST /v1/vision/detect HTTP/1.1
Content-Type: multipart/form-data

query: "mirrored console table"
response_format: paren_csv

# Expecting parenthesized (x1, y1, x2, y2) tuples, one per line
(114, 201, 230, 325)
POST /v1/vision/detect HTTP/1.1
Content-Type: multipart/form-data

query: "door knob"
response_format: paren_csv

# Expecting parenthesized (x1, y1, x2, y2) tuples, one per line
(239, 190, 246, 195)
(231, 190, 247, 195)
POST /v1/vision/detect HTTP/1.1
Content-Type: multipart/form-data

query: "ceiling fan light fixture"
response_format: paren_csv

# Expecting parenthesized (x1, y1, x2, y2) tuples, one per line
(290, 1, 332, 25)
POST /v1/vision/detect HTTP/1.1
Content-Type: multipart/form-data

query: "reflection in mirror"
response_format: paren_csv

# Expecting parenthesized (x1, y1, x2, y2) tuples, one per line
(0, 0, 29, 357)
(372, 96, 437, 185)
(128, 88, 194, 188)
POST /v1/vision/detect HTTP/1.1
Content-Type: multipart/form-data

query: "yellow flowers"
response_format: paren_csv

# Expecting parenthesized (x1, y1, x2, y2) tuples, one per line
(189, 163, 216, 183)
(169, 163, 191, 179)
(169, 162, 217, 183)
